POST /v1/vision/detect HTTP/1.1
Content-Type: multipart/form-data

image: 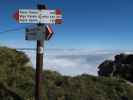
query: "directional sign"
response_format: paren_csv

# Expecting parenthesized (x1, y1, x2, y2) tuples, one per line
(25, 25, 54, 41)
(25, 27, 46, 40)
(14, 9, 62, 24)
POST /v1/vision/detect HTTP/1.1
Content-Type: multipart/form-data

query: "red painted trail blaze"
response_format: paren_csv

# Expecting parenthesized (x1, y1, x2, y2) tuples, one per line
(56, 9, 62, 15)
(55, 9, 62, 24)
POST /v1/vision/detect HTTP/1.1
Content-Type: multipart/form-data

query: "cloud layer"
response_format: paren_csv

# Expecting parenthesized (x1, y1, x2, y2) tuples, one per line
(24, 49, 133, 76)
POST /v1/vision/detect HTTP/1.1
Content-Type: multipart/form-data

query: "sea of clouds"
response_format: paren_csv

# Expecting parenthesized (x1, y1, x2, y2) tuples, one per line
(23, 49, 133, 76)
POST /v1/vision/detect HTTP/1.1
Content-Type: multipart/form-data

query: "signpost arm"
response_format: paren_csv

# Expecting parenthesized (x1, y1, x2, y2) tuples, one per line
(35, 4, 46, 100)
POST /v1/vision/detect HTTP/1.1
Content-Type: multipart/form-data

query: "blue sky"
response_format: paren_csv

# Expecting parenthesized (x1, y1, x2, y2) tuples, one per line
(0, 0, 133, 75)
(0, 0, 133, 49)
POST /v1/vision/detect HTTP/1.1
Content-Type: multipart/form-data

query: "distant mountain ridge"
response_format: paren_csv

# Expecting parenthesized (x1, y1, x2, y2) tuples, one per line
(98, 53, 133, 83)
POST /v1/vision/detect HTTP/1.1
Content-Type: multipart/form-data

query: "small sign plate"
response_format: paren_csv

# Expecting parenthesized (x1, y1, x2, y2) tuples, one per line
(25, 27, 46, 40)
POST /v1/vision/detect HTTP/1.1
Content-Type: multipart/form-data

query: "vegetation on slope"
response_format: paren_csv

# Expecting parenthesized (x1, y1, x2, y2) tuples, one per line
(0, 47, 133, 100)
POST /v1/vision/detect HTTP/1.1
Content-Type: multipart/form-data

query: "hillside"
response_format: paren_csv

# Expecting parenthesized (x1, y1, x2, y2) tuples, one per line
(0, 47, 133, 100)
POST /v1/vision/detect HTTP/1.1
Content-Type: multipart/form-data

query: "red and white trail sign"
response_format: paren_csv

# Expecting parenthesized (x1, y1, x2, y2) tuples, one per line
(13, 9, 62, 24)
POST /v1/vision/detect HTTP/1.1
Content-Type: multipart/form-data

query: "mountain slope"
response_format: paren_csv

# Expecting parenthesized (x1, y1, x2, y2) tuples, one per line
(0, 47, 133, 100)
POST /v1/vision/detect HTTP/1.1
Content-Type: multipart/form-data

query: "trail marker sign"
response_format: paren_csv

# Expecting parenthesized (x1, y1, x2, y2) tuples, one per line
(13, 4, 62, 100)
(25, 26, 46, 40)
(14, 9, 62, 24)
(25, 25, 53, 41)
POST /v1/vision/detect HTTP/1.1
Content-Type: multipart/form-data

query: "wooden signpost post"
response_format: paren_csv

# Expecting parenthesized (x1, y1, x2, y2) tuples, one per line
(14, 4, 62, 100)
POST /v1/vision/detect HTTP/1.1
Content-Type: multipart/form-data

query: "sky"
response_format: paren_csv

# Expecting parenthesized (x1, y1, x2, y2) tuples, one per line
(0, 0, 133, 75)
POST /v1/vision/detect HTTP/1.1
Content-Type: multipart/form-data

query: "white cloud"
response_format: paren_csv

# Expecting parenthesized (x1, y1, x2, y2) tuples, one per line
(24, 49, 133, 76)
